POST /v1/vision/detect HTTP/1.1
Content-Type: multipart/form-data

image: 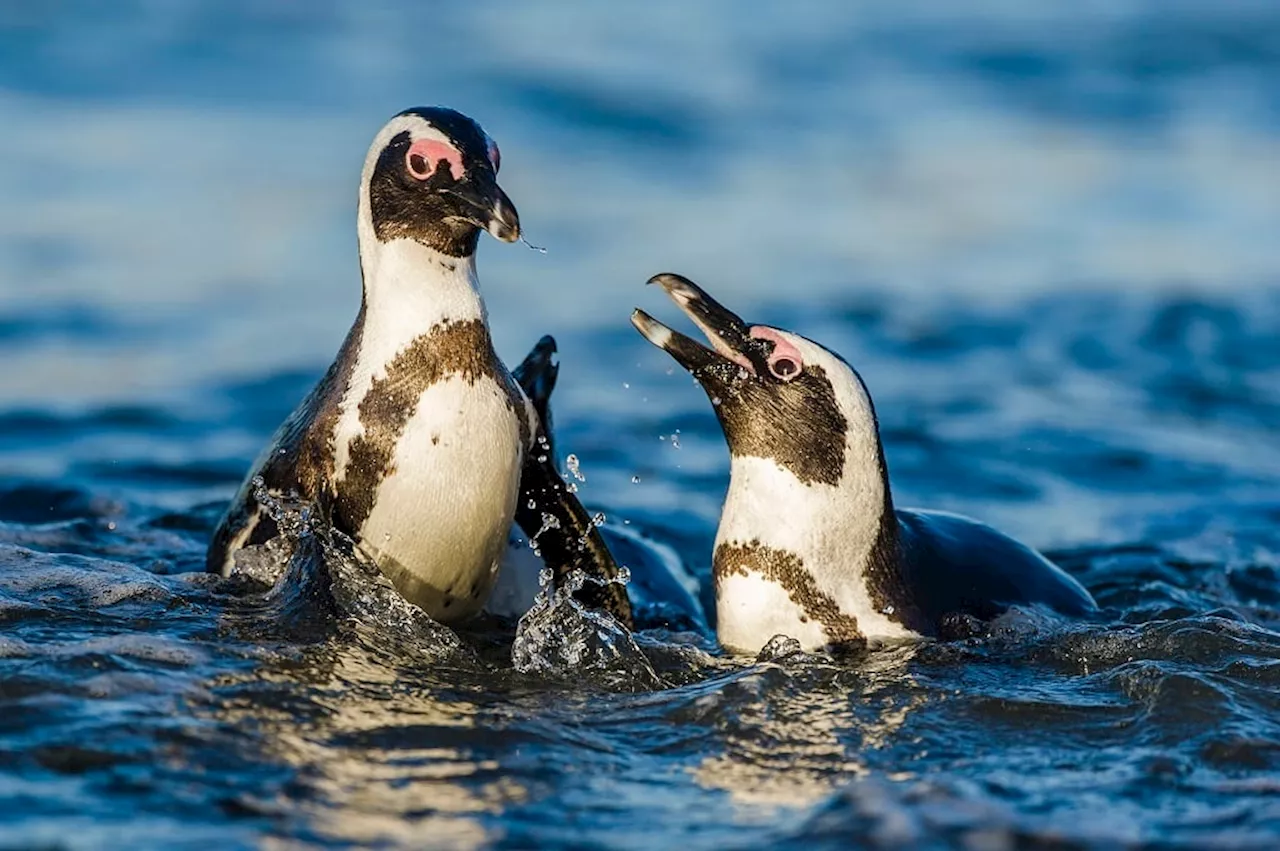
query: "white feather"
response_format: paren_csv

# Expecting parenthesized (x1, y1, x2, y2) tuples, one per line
(332, 243, 486, 481)
(355, 374, 524, 621)
(716, 571, 831, 652)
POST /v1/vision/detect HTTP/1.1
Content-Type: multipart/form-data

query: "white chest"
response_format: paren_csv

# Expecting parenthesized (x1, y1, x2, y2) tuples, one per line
(714, 456, 919, 652)
(716, 571, 832, 653)
(347, 375, 524, 622)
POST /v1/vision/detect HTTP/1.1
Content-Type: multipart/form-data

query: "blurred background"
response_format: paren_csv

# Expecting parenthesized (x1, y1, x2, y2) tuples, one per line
(2, 3, 1280, 846)
(3, 0, 1278, 395)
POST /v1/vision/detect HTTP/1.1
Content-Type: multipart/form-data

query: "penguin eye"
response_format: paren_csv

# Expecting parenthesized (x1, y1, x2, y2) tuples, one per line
(487, 138, 501, 173)
(404, 138, 466, 182)
(748, 326, 805, 382)
(407, 152, 433, 179)
(769, 355, 801, 381)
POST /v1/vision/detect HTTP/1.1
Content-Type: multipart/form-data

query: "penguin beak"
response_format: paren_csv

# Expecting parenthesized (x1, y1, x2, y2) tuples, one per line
(631, 273, 760, 377)
(482, 184, 521, 243)
(448, 176, 521, 243)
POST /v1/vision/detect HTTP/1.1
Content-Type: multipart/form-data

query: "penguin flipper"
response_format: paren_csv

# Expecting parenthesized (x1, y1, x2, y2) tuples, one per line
(515, 452, 634, 629)
(513, 334, 558, 459)
(512, 336, 633, 628)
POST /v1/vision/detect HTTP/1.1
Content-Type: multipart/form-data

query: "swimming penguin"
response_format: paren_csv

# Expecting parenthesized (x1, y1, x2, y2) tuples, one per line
(207, 107, 629, 627)
(631, 273, 1096, 654)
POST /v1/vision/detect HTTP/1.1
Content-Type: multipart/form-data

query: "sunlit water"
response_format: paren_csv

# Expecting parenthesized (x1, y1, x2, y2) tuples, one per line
(2, 2, 1280, 848)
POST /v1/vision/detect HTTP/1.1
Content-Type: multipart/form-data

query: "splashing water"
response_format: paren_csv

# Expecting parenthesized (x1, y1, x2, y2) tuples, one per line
(511, 565, 661, 689)
(239, 478, 469, 661)
(526, 511, 563, 558)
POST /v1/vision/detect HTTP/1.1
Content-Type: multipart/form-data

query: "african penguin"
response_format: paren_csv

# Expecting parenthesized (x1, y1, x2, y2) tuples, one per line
(207, 107, 630, 627)
(632, 273, 1097, 654)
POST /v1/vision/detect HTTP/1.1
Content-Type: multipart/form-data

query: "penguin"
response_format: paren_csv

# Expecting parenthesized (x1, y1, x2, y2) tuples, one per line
(207, 107, 630, 627)
(631, 273, 1096, 654)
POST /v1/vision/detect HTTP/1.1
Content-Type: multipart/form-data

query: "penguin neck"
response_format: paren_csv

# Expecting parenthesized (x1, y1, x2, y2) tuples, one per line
(720, 441, 895, 570)
(328, 229, 501, 493)
(717, 382, 900, 586)
(357, 235, 488, 355)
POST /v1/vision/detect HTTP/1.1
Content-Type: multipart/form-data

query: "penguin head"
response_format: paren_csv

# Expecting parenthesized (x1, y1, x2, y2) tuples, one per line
(633, 273, 882, 488)
(359, 107, 519, 257)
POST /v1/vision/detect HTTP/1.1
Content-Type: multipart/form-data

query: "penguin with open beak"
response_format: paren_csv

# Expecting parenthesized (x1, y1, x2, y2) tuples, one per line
(633, 273, 1095, 654)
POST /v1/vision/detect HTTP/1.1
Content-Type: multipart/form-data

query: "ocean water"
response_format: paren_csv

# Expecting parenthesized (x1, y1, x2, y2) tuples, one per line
(2, 1, 1280, 847)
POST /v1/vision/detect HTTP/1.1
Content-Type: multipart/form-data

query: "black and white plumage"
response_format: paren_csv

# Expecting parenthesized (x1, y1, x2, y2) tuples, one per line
(207, 107, 629, 627)
(632, 273, 1096, 654)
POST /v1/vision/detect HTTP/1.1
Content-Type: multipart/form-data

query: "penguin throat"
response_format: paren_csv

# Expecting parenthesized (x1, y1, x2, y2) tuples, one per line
(719, 453, 892, 576)
(359, 238, 487, 339)
(714, 434, 913, 644)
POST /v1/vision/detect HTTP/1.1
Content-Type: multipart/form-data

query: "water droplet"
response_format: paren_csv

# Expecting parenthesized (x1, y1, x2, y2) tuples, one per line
(711, 397, 721, 406)
(884, 605, 895, 615)
(671, 431, 681, 449)
(537, 454, 547, 463)
(566, 482, 578, 493)
(630, 475, 641, 484)
(565, 454, 586, 482)
(622, 382, 630, 389)
(520, 235, 548, 253)
(527, 499, 537, 509)
(591, 512, 606, 527)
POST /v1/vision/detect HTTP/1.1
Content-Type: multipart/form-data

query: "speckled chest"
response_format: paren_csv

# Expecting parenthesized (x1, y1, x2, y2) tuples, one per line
(331, 317, 533, 622)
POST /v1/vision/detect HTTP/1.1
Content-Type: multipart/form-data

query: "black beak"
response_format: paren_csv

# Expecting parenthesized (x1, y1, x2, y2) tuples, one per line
(449, 174, 521, 243)
(483, 184, 521, 242)
(631, 273, 760, 378)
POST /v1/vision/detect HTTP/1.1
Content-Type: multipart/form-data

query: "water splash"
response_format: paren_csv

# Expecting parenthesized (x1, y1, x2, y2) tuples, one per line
(526, 511, 562, 558)
(240, 478, 469, 662)
(511, 565, 662, 690)
(756, 634, 805, 663)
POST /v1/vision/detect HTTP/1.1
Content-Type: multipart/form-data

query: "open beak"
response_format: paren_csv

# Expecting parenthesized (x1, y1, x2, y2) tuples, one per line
(631, 273, 761, 378)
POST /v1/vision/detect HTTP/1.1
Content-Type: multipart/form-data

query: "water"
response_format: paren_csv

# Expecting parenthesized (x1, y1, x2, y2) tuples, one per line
(2, 1, 1280, 847)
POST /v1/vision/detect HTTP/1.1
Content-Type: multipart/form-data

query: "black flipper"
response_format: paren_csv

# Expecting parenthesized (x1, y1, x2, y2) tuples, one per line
(513, 334, 558, 461)
(512, 336, 634, 628)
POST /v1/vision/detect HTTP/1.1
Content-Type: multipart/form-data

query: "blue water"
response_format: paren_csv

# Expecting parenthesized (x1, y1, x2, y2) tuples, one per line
(3, 1, 1280, 847)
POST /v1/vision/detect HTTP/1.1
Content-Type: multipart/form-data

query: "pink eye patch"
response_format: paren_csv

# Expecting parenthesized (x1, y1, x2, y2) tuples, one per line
(405, 138, 466, 181)
(750, 326, 804, 379)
